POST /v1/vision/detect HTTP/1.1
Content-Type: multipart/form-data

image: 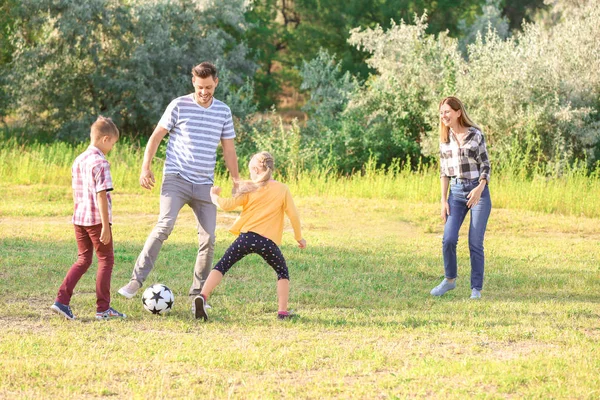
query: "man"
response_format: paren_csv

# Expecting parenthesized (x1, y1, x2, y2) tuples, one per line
(118, 62, 239, 304)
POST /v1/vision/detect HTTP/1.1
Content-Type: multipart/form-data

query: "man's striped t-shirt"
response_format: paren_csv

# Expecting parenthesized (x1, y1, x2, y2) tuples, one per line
(158, 94, 236, 184)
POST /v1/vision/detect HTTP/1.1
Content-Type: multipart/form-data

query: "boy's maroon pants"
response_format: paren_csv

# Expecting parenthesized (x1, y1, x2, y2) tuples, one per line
(56, 224, 114, 312)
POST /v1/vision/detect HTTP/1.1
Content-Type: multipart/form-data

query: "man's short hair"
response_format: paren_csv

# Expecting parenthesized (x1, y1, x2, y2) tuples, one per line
(192, 62, 218, 79)
(91, 116, 119, 139)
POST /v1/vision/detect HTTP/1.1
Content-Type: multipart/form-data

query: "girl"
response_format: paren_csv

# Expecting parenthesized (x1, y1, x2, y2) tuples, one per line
(431, 96, 491, 299)
(194, 151, 306, 320)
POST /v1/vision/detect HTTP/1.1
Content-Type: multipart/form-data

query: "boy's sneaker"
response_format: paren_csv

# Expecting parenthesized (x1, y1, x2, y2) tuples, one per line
(118, 280, 141, 299)
(277, 310, 297, 320)
(96, 307, 127, 320)
(50, 302, 75, 320)
(194, 295, 208, 321)
(470, 289, 482, 299)
(430, 278, 456, 296)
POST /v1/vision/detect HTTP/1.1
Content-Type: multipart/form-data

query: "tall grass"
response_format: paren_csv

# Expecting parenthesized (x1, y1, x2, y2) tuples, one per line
(1, 138, 599, 218)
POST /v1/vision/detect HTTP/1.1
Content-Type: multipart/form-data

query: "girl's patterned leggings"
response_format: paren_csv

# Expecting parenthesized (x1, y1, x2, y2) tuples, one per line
(214, 231, 289, 280)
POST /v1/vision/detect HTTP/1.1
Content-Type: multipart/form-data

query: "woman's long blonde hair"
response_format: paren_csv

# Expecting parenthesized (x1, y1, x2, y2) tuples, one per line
(439, 96, 481, 143)
(235, 151, 274, 196)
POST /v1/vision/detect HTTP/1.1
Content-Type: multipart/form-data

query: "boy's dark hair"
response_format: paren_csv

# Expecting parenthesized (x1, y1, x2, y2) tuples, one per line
(192, 62, 218, 79)
(91, 116, 119, 139)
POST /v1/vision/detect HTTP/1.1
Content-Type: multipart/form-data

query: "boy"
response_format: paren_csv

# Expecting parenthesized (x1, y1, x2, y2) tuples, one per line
(50, 116, 126, 320)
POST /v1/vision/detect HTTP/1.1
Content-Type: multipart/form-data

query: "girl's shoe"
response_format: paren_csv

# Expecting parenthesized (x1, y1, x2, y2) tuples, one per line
(194, 295, 208, 321)
(51, 302, 75, 320)
(277, 311, 297, 320)
(96, 307, 127, 320)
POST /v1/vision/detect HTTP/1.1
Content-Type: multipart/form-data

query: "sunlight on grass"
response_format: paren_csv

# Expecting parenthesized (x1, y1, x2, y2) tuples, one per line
(2, 140, 600, 398)
(1, 188, 599, 398)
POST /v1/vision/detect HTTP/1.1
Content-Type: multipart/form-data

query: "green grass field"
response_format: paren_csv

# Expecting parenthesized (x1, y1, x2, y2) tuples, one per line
(1, 141, 600, 398)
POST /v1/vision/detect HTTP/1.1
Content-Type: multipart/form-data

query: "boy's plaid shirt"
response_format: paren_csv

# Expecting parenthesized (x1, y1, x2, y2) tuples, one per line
(71, 145, 113, 226)
(439, 127, 491, 182)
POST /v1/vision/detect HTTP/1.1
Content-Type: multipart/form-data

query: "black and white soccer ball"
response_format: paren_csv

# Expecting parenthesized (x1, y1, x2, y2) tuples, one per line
(141, 284, 174, 315)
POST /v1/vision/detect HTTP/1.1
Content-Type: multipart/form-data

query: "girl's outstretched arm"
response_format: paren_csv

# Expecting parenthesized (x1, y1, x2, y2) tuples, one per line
(210, 186, 247, 211)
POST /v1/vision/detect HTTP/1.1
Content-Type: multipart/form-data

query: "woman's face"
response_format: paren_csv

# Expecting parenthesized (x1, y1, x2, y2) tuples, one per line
(439, 103, 461, 127)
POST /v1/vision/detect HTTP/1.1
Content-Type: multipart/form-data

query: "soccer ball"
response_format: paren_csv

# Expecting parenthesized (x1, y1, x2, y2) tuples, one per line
(141, 284, 174, 315)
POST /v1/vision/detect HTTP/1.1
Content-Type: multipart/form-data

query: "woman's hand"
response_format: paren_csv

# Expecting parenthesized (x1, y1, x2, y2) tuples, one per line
(466, 184, 484, 208)
(441, 200, 450, 223)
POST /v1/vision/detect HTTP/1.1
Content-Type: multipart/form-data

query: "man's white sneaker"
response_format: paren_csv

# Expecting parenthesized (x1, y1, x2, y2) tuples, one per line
(118, 280, 141, 299)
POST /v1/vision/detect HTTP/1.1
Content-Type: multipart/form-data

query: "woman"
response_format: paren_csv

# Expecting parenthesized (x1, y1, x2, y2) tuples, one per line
(431, 96, 491, 299)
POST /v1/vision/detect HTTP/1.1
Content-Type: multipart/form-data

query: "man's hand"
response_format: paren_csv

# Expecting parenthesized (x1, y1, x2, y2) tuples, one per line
(140, 169, 155, 190)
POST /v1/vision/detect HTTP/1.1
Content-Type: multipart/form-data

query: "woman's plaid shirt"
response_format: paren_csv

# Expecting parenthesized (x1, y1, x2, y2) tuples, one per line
(439, 127, 491, 182)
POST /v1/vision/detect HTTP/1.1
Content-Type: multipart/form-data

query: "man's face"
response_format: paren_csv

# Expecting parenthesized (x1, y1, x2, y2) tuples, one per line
(192, 75, 218, 107)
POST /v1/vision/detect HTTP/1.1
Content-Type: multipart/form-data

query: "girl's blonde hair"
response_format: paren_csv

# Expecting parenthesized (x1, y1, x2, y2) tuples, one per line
(439, 96, 480, 143)
(235, 151, 274, 196)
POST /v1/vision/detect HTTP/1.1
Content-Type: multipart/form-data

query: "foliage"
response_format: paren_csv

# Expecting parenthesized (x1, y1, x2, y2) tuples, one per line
(341, 0, 600, 171)
(244, 0, 500, 109)
(458, 0, 510, 54)
(345, 15, 461, 169)
(0, 0, 19, 119)
(460, 0, 600, 169)
(3, 0, 257, 140)
(299, 49, 366, 172)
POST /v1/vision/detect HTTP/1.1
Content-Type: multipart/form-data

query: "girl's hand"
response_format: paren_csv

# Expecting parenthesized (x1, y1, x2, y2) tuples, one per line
(466, 185, 484, 208)
(297, 239, 307, 249)
(441, 201, 450, 223)
(210, 186, 221, 206)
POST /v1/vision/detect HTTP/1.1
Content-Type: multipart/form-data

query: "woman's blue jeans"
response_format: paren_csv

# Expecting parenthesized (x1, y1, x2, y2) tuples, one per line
(442, 178, 491, 291)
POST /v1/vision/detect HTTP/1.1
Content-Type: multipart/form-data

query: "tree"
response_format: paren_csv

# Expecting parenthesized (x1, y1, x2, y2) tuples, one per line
(244, 0, 491, 111)
(5, 0, 257, 140)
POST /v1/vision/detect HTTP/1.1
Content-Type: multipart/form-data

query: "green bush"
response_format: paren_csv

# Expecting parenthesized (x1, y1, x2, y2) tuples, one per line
(4, 0, 256, 141)
(338, 1, 600, 173)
